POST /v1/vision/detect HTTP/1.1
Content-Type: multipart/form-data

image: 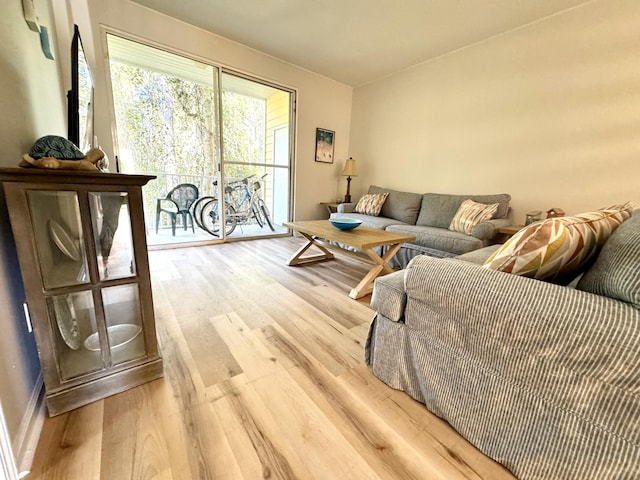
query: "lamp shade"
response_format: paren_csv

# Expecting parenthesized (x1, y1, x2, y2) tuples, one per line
(342, 157, 358, 176)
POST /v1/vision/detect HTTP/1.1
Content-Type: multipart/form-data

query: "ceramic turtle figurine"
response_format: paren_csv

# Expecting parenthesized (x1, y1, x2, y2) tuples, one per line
(20, 135, 108, 171)
(29, 135, 85, 160)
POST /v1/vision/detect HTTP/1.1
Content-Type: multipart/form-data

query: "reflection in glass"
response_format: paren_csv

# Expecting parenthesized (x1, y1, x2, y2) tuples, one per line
(70, 25, 94, 152)
(77, 34, 93, 152)
(28, 191, 89, 289)
(51, 291, 102, 379)
(89, 192, 136, 280)
(102, 284, 145, 365)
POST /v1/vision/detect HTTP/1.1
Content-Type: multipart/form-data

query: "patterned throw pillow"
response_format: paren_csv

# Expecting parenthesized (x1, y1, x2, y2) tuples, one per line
(354, 193, 389, 216)
(449, 199, 499, 235)
(483, 204, 634, 283)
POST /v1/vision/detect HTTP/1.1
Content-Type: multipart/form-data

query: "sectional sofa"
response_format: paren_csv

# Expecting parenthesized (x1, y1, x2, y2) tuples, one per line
(366, 208, 640, 479)
(331, 185, 512, 267)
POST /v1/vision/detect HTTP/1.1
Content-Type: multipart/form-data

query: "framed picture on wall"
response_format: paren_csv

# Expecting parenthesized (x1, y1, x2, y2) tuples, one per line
(315, 128, 335, 164)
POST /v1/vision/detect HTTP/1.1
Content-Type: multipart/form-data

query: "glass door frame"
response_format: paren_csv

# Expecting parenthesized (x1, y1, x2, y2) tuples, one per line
(101, 27, 297, 248)
(218, 68, 296, 242)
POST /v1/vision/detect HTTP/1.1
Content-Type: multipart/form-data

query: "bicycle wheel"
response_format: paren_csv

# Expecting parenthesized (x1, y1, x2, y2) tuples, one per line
(251, 202, 264, 227)
(191, 196, 214, 231)
(256, 198, 275, 231)
(200, 199, 237, 236)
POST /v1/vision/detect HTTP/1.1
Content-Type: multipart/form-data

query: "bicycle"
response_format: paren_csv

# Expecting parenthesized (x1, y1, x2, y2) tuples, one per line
(192, 173, 274, 236)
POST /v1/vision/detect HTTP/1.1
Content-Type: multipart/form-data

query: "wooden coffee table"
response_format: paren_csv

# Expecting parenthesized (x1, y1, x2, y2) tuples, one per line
(283, 220, 415, 299)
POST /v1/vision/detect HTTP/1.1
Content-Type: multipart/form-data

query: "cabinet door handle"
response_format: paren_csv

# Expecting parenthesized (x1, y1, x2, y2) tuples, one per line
(22, 302, 33, 333)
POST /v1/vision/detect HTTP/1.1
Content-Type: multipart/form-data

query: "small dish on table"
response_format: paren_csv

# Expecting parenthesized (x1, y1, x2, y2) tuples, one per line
(330, 218, 362, 231)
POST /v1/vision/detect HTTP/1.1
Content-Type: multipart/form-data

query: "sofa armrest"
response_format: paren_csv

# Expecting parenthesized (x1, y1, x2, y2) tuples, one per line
(337, 202, 356, 213)
(470, 217, 513, 240)
(371, 271, 406, 322)
(392, 255, 640, 476)
(403, 256, 640, 379)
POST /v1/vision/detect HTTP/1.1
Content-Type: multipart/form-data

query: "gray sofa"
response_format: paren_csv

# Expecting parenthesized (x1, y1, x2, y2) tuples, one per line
(331, 185, 512, 268)
(366, 211, 640, 479)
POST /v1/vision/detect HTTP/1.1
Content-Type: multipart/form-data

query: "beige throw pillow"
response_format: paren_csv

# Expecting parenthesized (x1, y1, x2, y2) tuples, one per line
(449, 199, 499, 235)
(484, 204, 633, 283)
(354, 193, 389, 216)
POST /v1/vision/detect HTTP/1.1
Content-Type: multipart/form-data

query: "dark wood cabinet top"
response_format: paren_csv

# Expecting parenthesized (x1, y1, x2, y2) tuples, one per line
(0, 167, 155, 186)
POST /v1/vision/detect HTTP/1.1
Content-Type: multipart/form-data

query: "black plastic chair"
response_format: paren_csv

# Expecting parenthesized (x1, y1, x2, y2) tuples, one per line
(155, 183, 199, 236)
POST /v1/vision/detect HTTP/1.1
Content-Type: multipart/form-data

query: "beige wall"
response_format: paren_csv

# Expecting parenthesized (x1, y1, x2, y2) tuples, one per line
(0, 0, 64, 455)
(59, 0, 353, 222)
(350, 0, 640, 223)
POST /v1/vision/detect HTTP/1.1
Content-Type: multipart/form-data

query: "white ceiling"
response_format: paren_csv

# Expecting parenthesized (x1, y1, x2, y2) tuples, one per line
(132, 0, 591, 87)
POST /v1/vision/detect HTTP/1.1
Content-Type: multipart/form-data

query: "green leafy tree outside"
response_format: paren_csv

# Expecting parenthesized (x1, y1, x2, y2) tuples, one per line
(109, 62, 267, 227)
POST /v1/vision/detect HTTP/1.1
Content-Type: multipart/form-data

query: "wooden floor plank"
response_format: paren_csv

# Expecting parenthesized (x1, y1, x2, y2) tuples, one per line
(259, 284, 368, 375)
(27, 237, 515, 480)
(212, 313, 382, 479)
(257, 322, 458, 480)
(100, 383, 173, 480)
(28, 401, 103, 480)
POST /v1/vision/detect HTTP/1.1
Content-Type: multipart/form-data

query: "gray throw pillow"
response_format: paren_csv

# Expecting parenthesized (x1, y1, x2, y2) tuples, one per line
(577, 211, 640, 308)
(417, 193, 511, 228)
(368, 185, 422, 224)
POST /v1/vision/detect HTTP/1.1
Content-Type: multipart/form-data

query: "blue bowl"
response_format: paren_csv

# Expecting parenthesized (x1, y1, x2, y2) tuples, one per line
(330, 218, 362, 231)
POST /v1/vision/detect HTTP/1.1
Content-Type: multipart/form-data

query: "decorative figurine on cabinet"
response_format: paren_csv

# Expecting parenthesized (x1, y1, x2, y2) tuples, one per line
(19, 135, 108, 172)
(546, 208, 565, 219)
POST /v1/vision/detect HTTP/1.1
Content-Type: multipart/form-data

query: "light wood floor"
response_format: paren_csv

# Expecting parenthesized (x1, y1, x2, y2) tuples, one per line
(28, 236, 515, 480)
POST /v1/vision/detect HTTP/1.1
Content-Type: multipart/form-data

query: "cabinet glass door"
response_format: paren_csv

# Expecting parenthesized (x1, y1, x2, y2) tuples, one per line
(28, 191, 89, 289)
(51, 291, 102, 379)
(89, 192, 136, 280)
(102, 284, 145, 365)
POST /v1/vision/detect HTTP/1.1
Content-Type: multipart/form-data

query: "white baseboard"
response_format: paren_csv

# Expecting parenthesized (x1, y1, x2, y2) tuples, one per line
(12, 375, 45, 478)
(0, 401, 19, 480)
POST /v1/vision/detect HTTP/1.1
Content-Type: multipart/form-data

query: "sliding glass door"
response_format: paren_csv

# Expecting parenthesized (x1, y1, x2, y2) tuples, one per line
(106, 34, 293, 246)
(220, 72, 291, 238)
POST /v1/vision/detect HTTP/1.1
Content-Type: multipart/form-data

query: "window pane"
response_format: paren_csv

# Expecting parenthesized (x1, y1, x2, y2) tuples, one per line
(52, 292, 102, 380)
(107, 33, 222, 246)
(102, 284, 145, 365)
(27, 191, 89, 290)
(89, 192, 135, 280)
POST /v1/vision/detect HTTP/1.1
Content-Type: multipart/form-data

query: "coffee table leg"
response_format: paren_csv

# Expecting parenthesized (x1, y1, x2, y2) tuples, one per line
(287, 233, 335, 266)
(349, 242, 404, 299)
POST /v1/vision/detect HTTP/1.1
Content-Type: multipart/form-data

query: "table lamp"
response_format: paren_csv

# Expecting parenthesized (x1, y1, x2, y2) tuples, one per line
(342, 157, 358, 203)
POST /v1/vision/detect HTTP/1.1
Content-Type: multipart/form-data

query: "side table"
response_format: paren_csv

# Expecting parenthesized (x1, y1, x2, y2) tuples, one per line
(320, 202, 341, 215)
(497, 225, 524, 236)
(496, 225, 524, 243)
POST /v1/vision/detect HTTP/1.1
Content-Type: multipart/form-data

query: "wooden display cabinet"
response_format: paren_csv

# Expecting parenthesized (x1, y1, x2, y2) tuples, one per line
(0, 168, 163, 416)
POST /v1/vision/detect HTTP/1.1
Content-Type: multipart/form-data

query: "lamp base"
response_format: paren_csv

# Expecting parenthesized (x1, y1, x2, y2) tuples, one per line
(344, 176, 353, 204)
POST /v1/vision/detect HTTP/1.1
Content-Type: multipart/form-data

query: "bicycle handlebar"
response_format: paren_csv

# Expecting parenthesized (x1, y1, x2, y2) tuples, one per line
(212, 173, 267, 188)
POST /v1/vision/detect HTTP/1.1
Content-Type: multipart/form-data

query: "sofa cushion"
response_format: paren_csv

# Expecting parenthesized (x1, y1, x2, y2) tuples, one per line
(354, 192, 388, 216)
(470, 218, 513, 241)
(449, 199, 499, 235)
(368, 185, 422, 224)
(386, 224, 484, 255)
(577, 211, 640, 307)
(370, 271, 406, 322)
(455, 244, 502, 265)
(330, 212, 407, 230)
(483, 205, 633, 283)
(417, 193, 511, 228)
